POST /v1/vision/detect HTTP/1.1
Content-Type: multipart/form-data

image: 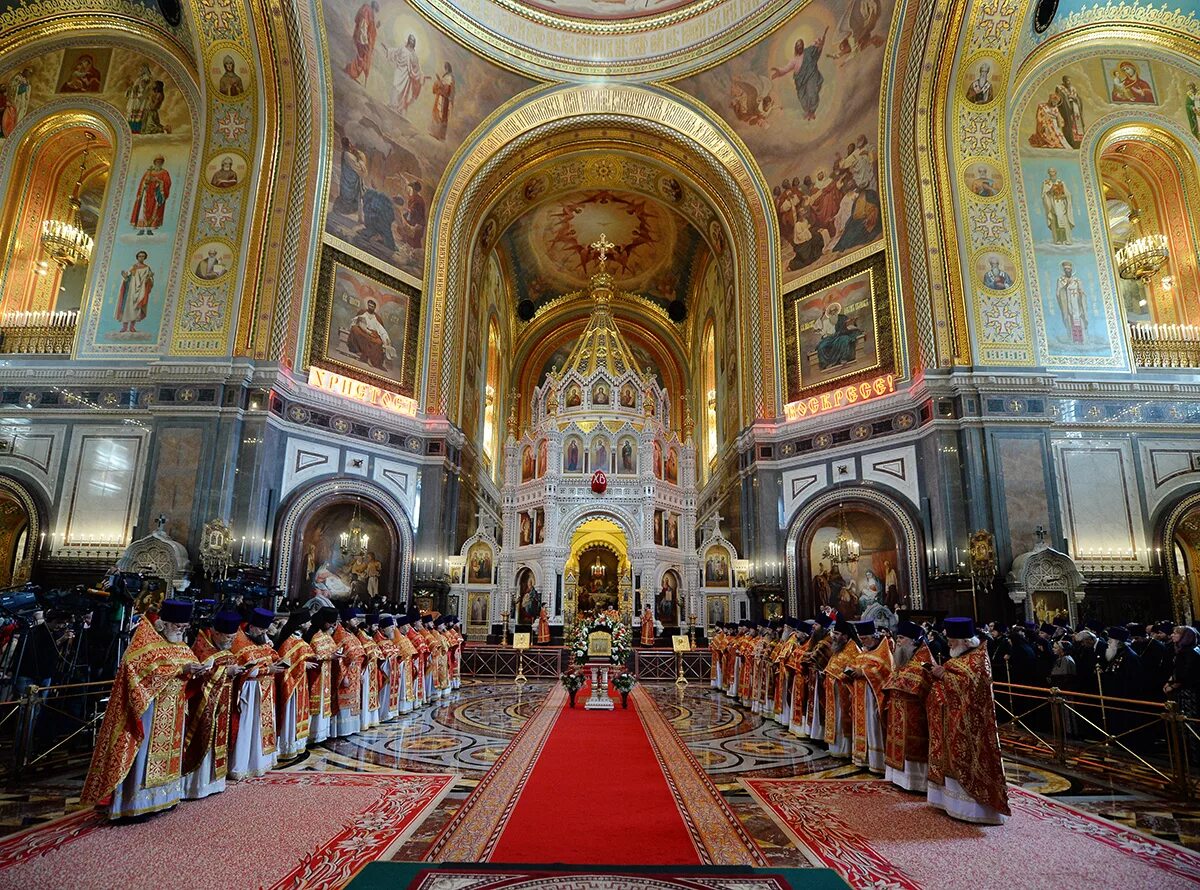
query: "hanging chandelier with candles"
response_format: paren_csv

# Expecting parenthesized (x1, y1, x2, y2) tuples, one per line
(339, 501, 370, 556)
(822, 503, 861, 568)
(1115, 169, 1169, 282)
(40, 132, 96, 269)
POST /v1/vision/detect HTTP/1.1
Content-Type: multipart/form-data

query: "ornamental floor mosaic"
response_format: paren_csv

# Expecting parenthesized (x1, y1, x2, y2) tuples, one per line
(2, 678, 1199, 869)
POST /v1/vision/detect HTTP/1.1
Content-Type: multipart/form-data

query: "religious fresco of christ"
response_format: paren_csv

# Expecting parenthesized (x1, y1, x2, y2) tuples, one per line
(770, 29, 827, 120)
(385, 33, 429, 117)
(346, 298, 394, 370)
(59, 53, 104, 93)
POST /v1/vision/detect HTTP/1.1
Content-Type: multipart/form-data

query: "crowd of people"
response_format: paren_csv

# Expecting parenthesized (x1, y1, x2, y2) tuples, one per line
(711, 614, 1012, 825)
(81, 599, 463, 820)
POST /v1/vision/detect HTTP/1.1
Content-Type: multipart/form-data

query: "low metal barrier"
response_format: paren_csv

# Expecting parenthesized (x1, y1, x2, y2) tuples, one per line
(993, 680, 1199, 799)
(0, 679, 111, 779)
(633, 649, 711, 681)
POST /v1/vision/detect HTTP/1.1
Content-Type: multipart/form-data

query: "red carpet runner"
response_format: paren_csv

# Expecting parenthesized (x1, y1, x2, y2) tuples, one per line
(489, 681, 697, 864)
(428, 683, 764, 866)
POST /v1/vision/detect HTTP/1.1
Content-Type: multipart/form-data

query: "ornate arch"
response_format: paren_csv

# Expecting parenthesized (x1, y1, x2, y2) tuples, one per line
(274, 477, 415, 603)
(784, 486, 925, 616)
(557, 504, 640, 552)
(0, 473, 44, 577)
(420, 82, 782, 428)
(1157, 486, 1200, 624)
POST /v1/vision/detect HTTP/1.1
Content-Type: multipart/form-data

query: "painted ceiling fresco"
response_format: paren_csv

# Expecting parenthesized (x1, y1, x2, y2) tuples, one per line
(497, 188, 705, 310)
(674, 0, 897, 289)
(323, 0, 536, 280)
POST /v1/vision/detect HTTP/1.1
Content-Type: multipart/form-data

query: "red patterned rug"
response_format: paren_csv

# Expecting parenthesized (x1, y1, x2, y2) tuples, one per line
(0, 771, 453, 890)
(428, 684, 764, 866)
(744, 778, 1200, 889)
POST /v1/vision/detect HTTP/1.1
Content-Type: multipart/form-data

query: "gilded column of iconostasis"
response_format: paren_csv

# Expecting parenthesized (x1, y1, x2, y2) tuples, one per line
(943, 0, 1200, 371)
(0, 0, 274, 361)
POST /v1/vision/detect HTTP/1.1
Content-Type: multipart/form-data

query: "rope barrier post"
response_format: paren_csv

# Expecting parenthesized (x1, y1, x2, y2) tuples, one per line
(1163, 700, 1191, 800)
(1048, 685, 1066, 764)
(14, 683, 39, 774)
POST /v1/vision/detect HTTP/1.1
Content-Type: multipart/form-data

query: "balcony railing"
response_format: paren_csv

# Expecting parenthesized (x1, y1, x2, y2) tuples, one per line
(0, 310, 78, 355)
(1129, 322, 1200, 369)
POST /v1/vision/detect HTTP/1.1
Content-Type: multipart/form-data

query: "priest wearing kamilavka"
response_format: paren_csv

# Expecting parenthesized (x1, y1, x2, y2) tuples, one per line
(304, 606, 340, 743)
(373, 614, 399, 721)
(404, 609, 429, 706)
(926, 616, 1011, 825)
(356, 614, 383, 728)
(824, 617, 862, 757)
(182, 610, 247, 800)
(81, 599, 210, 820)
(275, 611, 314, 758)
(882, 619, 934, 793)
(709, 623, 726, 689)
(795, 613, 834, 740)
(446, 615, 464, 689)
(390, 613, 418, 713)
(332, 607, 367, 736)
(848, 619, 893, 773)
(230, 607, 283, 779)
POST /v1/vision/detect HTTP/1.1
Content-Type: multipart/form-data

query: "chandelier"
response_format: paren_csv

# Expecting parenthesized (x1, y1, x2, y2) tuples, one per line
(822, 504, 860, 568)
(339, 501, 370, 556)
(1115, 170, 1168, 282)
(40, 132, 96, 269)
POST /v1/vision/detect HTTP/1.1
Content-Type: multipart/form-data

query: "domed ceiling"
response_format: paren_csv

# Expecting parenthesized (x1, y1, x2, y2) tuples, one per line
(497, 188, 705, 311)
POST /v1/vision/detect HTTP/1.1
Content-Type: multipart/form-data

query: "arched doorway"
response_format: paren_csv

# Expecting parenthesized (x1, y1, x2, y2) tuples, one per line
(1160, 489, 1200, 623)
(563, 517, 631, 628)
(276, 479, 413, 606)
(0, 475, 41, 587)
(786, 487, 925, 620)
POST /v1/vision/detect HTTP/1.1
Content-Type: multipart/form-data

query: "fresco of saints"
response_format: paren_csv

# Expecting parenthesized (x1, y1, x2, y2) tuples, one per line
(593, 382, 610, 405)
(826, 175, 881, 254)
(194, 248, 228, 280)
(218, 56, 245, 97)
(125, 64, 154, 133)
(619, 383, 636, 407)
(619, 437, 635, 473)
(60, 54, 103, 92)
(115, 251, 154, 333)
(565, 439, 581, 472)
(385, 34, 429, 117)
(1055, 261, 1089, 345)
(830, 0, 884, 57)
(1053, 76, 1085, 148)
(210, 157, 239, 188)
(398, 181, 426, 249)
(565, 382, 582, 407)
(334, 138, 368, 219)
(9, 68, 32, 125)
(347, 298, 393, 370)
(815, 301, 862, 370)
(965, 62, 992, 104)
(1187, 83, 1200, 139)
(982, 258, 1012, 291)
(1110, 61, 1155, 104)
(1028, 92, 1069, 149)
(770, 29, 828, 120)
(139, 81, 168, 135)
(131, 156, 172, 235)
(0, 85, 16, 139)
(344, 2, 380, 84)
(430, 63, 454, 141)
(970, 166, 998, 197)
(1041, 168, 1075, 245)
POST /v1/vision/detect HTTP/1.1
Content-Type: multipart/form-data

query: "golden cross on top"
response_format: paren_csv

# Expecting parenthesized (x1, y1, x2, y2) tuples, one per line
(590, 233, 615, 273)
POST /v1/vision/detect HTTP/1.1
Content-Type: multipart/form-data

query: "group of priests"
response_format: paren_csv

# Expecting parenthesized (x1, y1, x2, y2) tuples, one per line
(710, 613, 1010, 825)
(81, 599, 463, 820)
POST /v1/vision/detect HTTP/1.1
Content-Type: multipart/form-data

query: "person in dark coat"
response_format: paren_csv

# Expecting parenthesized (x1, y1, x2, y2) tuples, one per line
(1132, 623, 1170, 699)
(1097, 626, 1147, 740)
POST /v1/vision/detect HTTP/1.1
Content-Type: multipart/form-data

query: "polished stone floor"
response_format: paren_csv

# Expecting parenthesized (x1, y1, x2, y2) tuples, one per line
(2, 678, 1198, 859)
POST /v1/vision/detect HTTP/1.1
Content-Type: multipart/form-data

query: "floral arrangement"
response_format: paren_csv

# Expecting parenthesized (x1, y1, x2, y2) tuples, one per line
(560, 671, 586, 693)
(571, 611, 632, 665)
(611, 672, 637, 694)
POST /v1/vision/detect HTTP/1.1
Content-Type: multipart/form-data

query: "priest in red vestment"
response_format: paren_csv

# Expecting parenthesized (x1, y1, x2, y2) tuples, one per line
(183, 610, 245, 799)
(882, 620, 934, 792)
(82, 600, 208, 819)
(824, 618, 861, 757)
(537, 606, 551, 645)
(926, 617, 1010, 824)
(276, 614, 314, 757)
(333, 608, 367, 736)
(230, 608, 282, 779)
(849, 619, 893, 773)
(641, 605, 655, 646)
(304, 606, 339, 744)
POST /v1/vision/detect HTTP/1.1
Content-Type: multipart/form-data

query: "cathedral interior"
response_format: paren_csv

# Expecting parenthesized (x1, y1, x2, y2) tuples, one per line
(2, 0, 1200, 885)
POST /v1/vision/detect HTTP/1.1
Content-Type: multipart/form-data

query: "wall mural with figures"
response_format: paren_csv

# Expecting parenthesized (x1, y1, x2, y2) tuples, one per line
(674, 0, 897, 290)
(322, 0, 537, 281)
(803, 506, 901, 623)
(296, 500, 395, 602)
(0, 42, 199, 356)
